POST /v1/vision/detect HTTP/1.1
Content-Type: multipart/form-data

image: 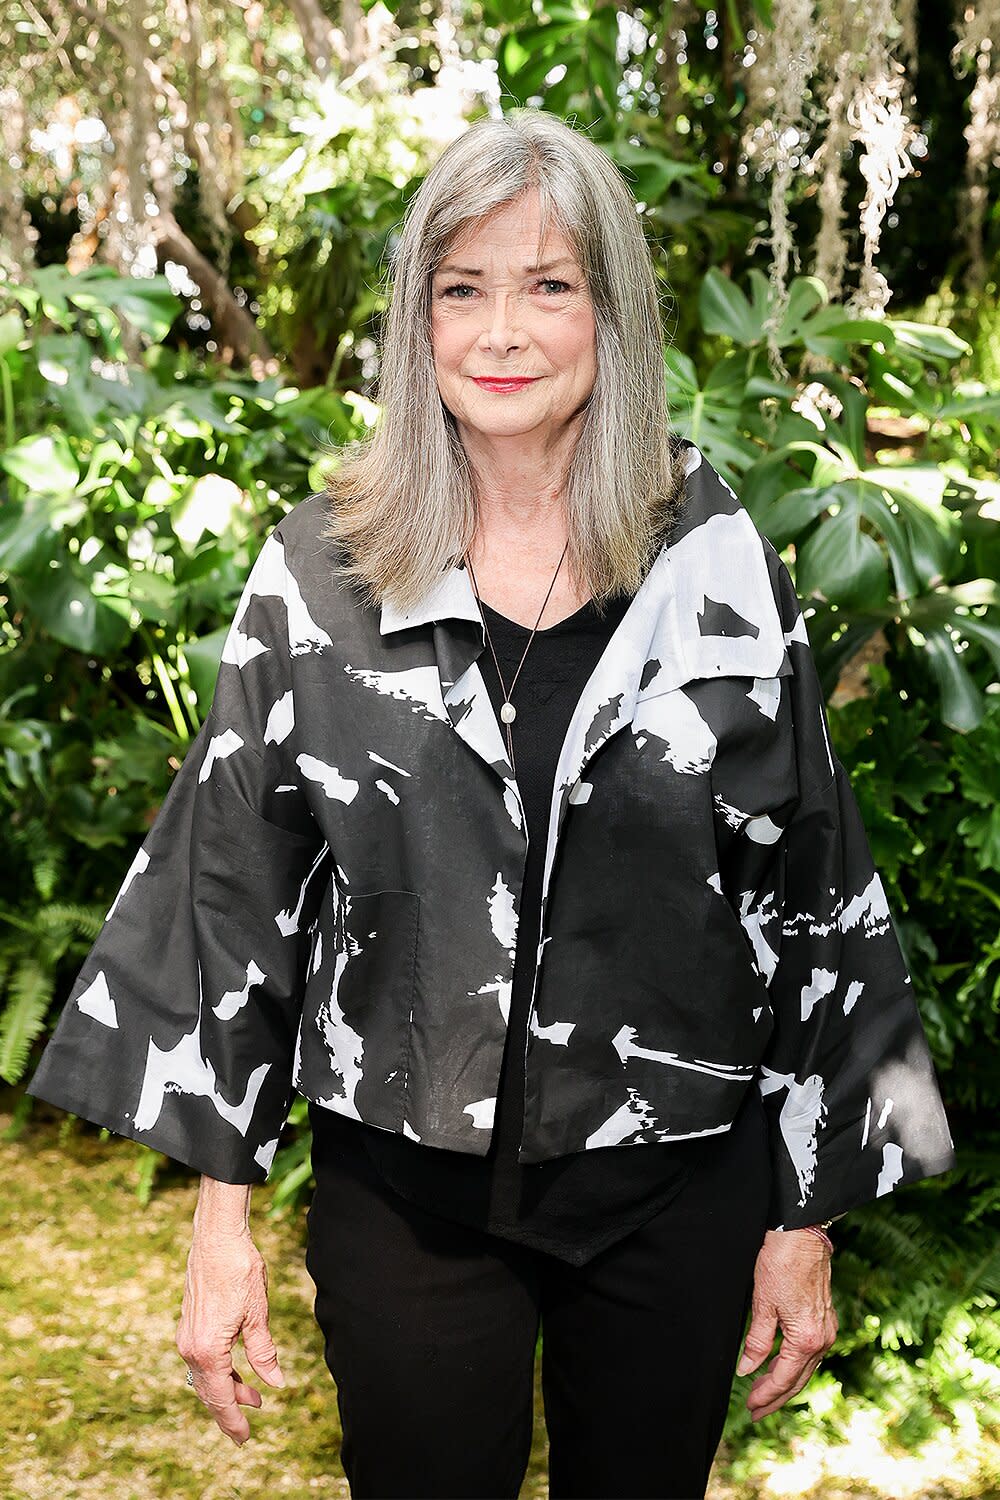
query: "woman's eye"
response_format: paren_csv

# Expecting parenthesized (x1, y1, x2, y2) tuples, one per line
(438, 279, 574, 299)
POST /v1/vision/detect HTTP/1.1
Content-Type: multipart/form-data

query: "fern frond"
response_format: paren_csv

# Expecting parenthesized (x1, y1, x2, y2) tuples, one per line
(0, 957, 56, 1083)
(32, 848, 63, 903)
(851, 1205, 944, 1274)
(956, 1242, 1000, 1302)
(34, 902, 107, 942)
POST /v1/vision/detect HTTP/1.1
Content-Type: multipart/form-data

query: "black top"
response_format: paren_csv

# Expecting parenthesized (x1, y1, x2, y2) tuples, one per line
(308, 589, 732, 1265)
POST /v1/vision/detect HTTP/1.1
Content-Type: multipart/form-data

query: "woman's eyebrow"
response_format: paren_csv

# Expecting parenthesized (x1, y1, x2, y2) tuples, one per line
(434, 256, 578, 277)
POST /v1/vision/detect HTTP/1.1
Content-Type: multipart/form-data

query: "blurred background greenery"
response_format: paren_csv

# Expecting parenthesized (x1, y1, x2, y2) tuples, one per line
(1, 0, 998, 1494)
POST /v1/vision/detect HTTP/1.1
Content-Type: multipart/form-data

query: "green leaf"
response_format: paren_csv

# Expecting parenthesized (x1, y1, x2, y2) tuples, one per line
(126, 568, 182, 624)
(69, 274, 183, 344)
(803, 374, 871, 468)
(919, 625, 986, 732)
(61, 778, 150, 846)
(860, 464, 950, 506)
(917, 387, 1000, 422)
(15, 554, 133, 655)
(795, 504, 890, 609)
(952, 709, 1000, 811)
(496, 22, 583, 96)
(149, 385, 244, 435)
(699, 267, 759, 344)
(883, 319, 971, 361)
(0, 311, 23, 357)
(663, 349, 758, 484)
(585, 38, 620, 114)
(0, 492, 87, 572)
(0, 432, 80, 493)
(957, 806, 1000, 872)
(855, 485, 922, 600)
(0, 957, 55, 1083)
(859, 469, 961, 589)
(182, 625, 228, 713)
(802, 310, 897, 363)
(773, 277, 828, 343)
(610, 147, 700, 203)
(749, 481, 839, 550)
(737, 439, 848, 537)
(959, 617, 1000, 675)
(34, 332, 111, 435)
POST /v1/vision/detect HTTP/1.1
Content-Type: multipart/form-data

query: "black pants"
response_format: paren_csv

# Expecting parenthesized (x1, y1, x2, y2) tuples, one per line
(304, 1087, 770, 1500)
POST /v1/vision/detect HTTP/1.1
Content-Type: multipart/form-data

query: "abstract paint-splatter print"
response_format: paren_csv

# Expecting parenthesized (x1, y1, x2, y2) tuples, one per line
(27, 439, 957, 1228)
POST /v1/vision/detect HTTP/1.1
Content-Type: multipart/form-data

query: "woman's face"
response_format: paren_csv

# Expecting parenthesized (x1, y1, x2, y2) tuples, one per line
(429, 191, 597, 448)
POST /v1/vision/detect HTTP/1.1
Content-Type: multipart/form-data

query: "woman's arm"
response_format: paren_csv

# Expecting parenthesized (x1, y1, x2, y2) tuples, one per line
(193, 1176, 253, 1240)
(176, 1175, 286, 1447)
(25, 522, 328, 1185)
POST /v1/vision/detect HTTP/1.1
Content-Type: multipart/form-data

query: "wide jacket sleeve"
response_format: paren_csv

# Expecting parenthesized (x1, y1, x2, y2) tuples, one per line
(756, 558, 958, 1230)
(25, 523, 329, 1184)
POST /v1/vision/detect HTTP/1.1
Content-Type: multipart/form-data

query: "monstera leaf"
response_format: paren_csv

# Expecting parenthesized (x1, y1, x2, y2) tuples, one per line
(747, 441, 1000, 731)
(662, 347, 758, 484)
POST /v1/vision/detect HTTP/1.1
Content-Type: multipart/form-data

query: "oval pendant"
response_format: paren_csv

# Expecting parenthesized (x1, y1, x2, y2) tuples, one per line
(500, 700, 517, 724)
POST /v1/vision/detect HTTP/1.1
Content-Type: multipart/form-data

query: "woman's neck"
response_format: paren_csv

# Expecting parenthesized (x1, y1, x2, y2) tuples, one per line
(465, 507, 590, 630)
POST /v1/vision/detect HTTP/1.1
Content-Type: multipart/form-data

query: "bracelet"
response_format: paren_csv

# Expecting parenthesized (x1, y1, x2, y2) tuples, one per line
(800, 1223, 834, 1252)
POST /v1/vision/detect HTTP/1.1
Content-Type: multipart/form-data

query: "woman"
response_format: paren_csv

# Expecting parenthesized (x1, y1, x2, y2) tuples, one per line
(27, 110, 957, 1499)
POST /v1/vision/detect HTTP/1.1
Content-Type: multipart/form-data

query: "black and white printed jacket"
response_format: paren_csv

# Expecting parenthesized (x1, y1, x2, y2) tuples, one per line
(27, 438, 958, 1230)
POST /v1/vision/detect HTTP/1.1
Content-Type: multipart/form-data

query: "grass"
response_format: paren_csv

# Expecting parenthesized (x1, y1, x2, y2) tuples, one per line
(3, 1097, 998, 1499)
(1, 1098, 550, 1500)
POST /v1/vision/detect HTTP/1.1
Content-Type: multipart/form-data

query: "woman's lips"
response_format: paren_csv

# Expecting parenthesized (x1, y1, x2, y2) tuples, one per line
(470, 377, 539, 392)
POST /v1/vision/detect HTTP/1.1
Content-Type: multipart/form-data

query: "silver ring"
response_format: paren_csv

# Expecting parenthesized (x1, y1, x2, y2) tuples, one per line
(186, 1368, 195, 1387)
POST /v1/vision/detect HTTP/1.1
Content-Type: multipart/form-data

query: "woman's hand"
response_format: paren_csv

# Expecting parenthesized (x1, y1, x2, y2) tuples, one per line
(735, 1227, 838, 1421)
(175, 1178, 286, 1447)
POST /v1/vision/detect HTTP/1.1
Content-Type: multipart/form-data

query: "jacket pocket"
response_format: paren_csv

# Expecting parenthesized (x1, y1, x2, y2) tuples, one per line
(299, 886, 420, 1131)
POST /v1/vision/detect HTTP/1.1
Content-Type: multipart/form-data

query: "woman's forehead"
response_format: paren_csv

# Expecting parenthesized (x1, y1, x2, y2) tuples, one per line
(436, 231, 581, 280)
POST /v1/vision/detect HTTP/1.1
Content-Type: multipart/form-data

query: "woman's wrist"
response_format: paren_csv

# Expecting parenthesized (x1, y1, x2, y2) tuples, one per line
(799, 1223, 834, 1251)
(766, 1220, 840, 1251)
(192, 1175, 254, 1240)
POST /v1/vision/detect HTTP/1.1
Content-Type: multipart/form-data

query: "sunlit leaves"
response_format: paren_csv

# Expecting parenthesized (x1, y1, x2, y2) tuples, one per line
(1, 433, 79, 494)
(7, 266, 182, 352)
(14, 549, 133, 656)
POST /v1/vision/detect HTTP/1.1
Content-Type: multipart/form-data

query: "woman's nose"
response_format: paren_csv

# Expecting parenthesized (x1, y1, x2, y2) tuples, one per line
(479, 294, 525, 350)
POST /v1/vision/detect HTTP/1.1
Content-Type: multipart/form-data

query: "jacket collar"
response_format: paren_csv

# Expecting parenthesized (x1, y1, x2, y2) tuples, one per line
(378, 557, 482, 635)
(376, 443, 787, 671)
(375, 443, 790, 847)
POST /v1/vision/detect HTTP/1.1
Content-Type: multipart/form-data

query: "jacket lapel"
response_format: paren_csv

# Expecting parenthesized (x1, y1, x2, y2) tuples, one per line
(379, 558, 526, 831)
(536, 490, 793, 912)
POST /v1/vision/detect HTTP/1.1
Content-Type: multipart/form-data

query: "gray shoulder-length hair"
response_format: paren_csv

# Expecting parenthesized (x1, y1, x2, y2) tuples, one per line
(319, 107, 686, 617)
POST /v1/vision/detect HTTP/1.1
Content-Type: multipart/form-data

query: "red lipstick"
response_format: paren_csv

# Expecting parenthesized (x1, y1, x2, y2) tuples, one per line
(471, 377, 539, 393)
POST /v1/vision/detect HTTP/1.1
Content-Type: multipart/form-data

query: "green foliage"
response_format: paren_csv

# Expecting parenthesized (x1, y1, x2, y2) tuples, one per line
(265, 1095, 317, 1219)
(667, 268, 1000, 730)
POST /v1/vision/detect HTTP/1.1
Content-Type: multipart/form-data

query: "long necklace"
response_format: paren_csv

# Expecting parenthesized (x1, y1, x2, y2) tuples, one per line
(465, 537, 570, 778)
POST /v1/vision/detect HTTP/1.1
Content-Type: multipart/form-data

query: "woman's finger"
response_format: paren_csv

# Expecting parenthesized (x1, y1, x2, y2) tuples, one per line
(736, 1303, 778, 1375)
(232, 1368, 264, 1409)
(747, 1353, 823, 1420)
(242, 1296, 287, 1389)
(746, 1338, 816, 1412)
(190, 1365, 252, 1445)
